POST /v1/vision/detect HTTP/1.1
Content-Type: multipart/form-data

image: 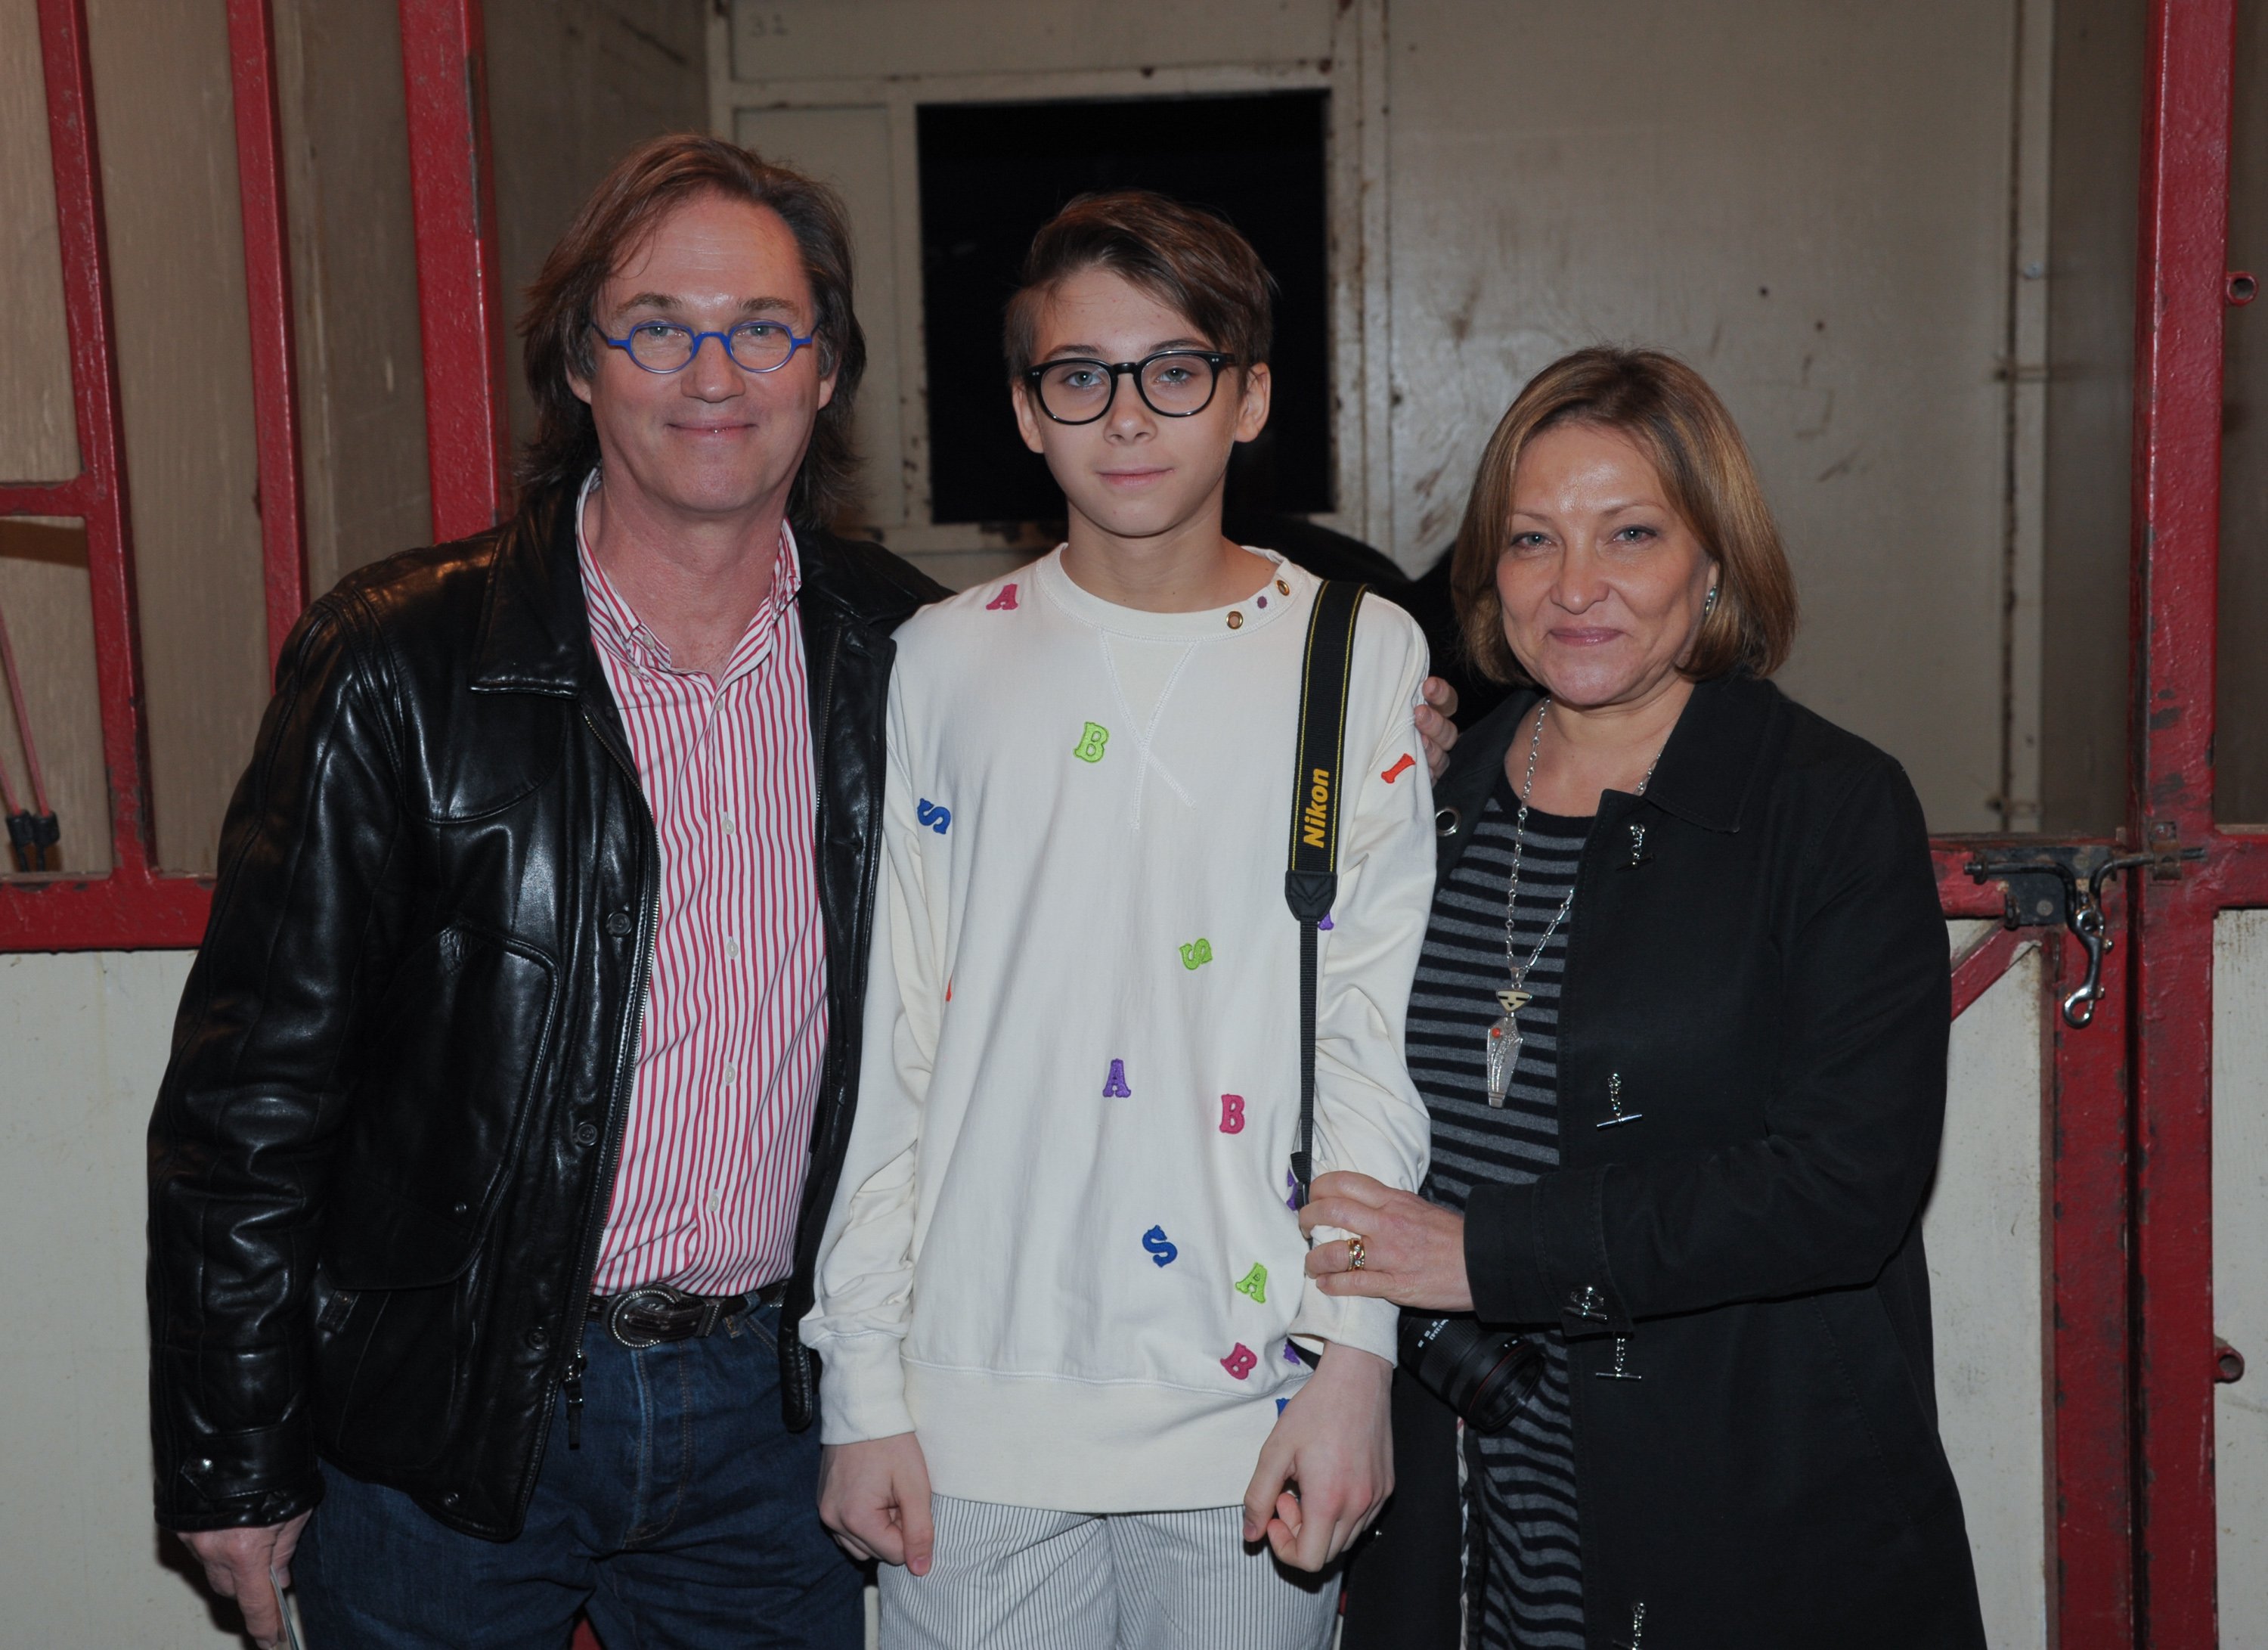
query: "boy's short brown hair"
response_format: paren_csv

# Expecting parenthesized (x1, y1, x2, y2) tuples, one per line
(1002, 190, 1273, 380)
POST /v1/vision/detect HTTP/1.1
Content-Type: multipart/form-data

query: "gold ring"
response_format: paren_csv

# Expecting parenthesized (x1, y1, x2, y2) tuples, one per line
(1346, 1236, 1367, 1271)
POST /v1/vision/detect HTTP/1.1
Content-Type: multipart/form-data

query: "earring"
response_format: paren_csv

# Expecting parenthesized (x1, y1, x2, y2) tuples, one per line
(1703, 585, 1719, 618)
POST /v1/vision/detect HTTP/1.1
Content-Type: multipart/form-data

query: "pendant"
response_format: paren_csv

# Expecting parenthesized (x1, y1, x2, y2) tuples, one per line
(1486, 988, 1531, 1108)
(1486, 1015, 1520, 1106)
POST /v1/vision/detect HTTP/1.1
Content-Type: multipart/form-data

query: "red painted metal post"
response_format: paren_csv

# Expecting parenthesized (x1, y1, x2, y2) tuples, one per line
(398, 0, 512, 542)
(222, 0, 308, 672)
(2043, 920, 2136, 1647)
(36, 0, 148, 889)
(2127, 0, 2236, 1642)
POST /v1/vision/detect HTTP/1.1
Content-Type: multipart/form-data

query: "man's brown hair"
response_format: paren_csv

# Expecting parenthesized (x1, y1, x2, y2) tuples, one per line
(1450, 346, 1799, 684)
(1002, 190, 1273, 383)
(519, 134, 865, 526)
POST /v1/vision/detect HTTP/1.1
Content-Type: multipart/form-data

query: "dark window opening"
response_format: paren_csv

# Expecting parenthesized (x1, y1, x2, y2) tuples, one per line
(916, 92, 1333, 527)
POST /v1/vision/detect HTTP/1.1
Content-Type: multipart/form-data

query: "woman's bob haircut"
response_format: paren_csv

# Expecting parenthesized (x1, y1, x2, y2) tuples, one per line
(1450, 346, 1798, 685)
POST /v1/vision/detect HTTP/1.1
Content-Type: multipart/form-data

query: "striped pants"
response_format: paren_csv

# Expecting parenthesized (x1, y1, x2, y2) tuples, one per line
(876, 1496, 1340, 1649)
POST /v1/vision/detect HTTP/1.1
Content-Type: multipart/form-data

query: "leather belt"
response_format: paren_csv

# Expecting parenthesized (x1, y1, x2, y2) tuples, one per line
(588, 1280, 785, 1350)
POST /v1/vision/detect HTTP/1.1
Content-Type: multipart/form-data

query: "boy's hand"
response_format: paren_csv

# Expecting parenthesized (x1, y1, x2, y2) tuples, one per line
(1417, 677, 1460, 779)
(1241, 1344, 1393, 1572)
(819, 1433, 935, 1575)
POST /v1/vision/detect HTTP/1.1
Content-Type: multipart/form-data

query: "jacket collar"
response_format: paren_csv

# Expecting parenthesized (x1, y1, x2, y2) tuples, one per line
(468, 489, 869, 697)
(469, 491, 590, 697)
(1639, 672, 1780, 833)
(1435, 673, 1780, 836)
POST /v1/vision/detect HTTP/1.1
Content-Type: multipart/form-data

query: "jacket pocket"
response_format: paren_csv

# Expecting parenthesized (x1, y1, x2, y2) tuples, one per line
(1810, 1287, 1962, 1531)
(323, 922, 557, 1289)
(313, 1266, 470, 1478)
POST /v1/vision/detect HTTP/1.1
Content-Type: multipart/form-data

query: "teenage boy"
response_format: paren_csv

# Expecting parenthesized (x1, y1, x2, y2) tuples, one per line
(803, 191, 1436, 1645)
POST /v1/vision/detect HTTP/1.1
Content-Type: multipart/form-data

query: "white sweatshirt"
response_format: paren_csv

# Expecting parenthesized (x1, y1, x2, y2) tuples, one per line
(802, 547, 1437, 1512)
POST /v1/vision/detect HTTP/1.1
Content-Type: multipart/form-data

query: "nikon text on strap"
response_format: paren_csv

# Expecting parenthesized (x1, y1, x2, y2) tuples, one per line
(1286, 579, 1366, 1207)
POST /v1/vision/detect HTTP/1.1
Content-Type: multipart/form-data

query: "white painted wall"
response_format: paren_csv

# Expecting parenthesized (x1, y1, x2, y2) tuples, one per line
(0, 951, 212, 1649)
(2216, 911, 2268, 1636)
(5, 926, 2057, 1643)
(1929, 935, 2050, 1649)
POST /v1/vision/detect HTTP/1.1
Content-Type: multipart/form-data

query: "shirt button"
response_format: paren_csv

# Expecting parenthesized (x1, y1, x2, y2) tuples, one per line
(573, 1121, 599, 1147)
(720, 811, 736, 834)
(723, 936, 741, 960)
(706, 1189, 722, 1214)
(722, 1062, 737, 1085)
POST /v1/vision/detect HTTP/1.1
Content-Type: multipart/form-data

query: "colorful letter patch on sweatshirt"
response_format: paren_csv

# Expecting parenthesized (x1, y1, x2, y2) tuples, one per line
(1235, 1263, 1269, 1304)
(1072, 722, 1110, 762)
(985, 584, 1019, 611)
(1219, 1093, 1245, 1133)
(1221, 1344, 1259, 1380)
(1143, 1226, 1179, 1267)
(916, 799, 951, 833)
(1102, 1059, 1132, 1097)
(1179, 938, 1213, 970)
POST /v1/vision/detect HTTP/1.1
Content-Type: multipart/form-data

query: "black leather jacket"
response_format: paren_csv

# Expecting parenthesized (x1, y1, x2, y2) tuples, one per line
(147, 491, 942, 1539)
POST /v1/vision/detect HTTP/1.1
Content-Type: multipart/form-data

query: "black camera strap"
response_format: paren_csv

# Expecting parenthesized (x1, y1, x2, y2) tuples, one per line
(1285, 578, 1366, 1208)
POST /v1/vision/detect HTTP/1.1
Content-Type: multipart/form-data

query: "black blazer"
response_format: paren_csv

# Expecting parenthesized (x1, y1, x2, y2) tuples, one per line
(1345, 675, 1987, 1649)
(147, 491, 943, 1538)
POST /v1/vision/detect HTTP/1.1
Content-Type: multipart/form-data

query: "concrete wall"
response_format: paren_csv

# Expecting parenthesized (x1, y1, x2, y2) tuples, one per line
(2039, 0, 2146, 836)
(714, 0, 2048, 833)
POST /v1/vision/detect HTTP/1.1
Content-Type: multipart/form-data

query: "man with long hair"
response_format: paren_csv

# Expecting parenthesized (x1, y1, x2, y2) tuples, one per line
(148, 134, 937, 1648)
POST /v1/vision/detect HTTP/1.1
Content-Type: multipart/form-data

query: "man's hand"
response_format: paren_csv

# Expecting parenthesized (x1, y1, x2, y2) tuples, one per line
(1300, 1169, 1474, 1312)
(178, 1513, 311, 1648)
(819, 1432, 935, 1576)
(1241, 1344, 1393, 1572)
(1416, 677, 1461, 780)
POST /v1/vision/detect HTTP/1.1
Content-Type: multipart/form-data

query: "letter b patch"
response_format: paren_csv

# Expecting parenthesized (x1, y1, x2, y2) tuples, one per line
(1072, 721, 1111, 763)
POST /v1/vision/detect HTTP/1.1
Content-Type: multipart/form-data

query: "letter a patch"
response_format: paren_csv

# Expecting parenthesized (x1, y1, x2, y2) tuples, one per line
(1101, 1059, 1132, 1098)
(985, 583, 1019, 611)
(1235, 1263, 1269, 1304)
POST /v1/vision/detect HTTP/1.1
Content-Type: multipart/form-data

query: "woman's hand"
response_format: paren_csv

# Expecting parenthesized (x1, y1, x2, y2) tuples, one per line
(1416, 677, 1461, 779)
(1300, 1170, 1473, 1312)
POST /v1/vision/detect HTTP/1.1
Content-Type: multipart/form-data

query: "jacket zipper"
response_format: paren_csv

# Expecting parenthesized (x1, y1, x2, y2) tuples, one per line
(530, 706, 658, 1479)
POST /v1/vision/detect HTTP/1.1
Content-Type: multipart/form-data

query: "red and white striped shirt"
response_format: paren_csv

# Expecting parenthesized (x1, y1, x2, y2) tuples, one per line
(578, 477, 826, 1297)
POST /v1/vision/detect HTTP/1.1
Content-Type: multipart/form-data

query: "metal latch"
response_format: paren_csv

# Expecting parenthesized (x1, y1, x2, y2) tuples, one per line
(1964, 842, 2198, 1028)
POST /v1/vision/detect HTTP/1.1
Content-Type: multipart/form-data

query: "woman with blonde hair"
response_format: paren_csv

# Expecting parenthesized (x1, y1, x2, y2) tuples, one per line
(1313, 347, 1987, 1648)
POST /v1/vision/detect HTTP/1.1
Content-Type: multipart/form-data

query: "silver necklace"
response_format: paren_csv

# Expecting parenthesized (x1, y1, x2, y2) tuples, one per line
(1484, 700, 1662, 1107)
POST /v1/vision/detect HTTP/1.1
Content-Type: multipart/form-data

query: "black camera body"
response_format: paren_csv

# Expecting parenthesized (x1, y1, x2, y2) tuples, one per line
(1398, 1312, 1545, 1434)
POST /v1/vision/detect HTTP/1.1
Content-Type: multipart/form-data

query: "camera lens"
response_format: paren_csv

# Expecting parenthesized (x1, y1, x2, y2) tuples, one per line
(1399, 1313, 1546, 1434)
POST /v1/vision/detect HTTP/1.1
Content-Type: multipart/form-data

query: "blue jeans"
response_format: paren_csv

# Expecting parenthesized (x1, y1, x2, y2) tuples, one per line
(295, 1302, 863, 1648)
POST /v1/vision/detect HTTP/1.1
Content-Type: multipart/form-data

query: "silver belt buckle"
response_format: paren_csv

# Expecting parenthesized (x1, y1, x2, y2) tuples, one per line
(606, 1286, 679, 1350)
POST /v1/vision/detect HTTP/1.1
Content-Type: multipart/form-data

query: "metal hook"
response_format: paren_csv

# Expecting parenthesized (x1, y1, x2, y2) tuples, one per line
(2059, 854, 2151, 1027)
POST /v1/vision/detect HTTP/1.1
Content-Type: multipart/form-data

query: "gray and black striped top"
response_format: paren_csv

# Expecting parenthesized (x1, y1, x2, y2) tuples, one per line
(1408, 782, 1588, 1650)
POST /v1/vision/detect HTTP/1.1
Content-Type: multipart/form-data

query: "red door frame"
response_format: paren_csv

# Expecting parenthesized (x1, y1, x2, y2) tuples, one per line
(3, 2, 2260, 1643)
